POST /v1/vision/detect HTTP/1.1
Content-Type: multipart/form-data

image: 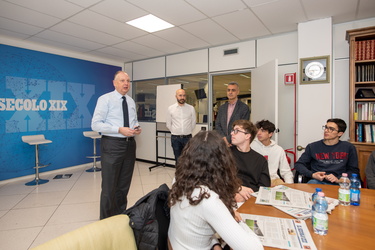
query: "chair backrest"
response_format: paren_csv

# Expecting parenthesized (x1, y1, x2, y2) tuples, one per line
(32, 214, 136, 250)
(83, 131, 101, 138)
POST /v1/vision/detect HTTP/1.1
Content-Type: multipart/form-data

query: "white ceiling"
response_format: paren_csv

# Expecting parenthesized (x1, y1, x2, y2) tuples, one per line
(1, 0, 375, 63)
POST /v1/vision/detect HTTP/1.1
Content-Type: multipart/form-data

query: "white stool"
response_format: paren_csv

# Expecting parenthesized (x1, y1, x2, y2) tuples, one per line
(22, 134, 52, 186)
(83, 131, 101, 172)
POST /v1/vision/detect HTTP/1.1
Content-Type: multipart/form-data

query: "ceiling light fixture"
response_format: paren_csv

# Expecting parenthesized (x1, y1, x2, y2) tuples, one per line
(240, 74, 251, 78)
(126, 14, 174, 33)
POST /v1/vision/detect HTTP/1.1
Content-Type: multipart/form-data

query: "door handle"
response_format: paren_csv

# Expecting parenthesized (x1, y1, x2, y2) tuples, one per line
(297, 145, 305, 151)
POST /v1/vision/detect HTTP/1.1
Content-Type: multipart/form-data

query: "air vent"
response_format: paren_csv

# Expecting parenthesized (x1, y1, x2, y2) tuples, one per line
(223, 48, 238, 55)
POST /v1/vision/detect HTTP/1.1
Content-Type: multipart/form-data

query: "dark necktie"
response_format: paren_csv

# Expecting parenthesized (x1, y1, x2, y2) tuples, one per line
(122, 96, 129, 127)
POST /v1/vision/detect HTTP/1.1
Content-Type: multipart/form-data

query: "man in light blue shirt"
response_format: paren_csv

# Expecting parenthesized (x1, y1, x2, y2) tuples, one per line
(92, 71, 141, 219)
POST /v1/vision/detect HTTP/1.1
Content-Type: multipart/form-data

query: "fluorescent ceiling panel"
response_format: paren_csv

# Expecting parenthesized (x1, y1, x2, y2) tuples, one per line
(126, 14, 174, 32)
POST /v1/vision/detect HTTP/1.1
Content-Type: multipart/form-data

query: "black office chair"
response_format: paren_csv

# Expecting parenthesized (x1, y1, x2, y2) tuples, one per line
(293, 170, 311, 183)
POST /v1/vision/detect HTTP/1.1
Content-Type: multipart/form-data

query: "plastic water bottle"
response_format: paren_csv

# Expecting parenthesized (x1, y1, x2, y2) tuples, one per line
(312, 188, 322, 204)
(312, 192, 328, 235)
(311, 187, 322, 225)
(350, 173, 361, 206)
(350, 173, 361, 188)
(338, 173, 351, 206)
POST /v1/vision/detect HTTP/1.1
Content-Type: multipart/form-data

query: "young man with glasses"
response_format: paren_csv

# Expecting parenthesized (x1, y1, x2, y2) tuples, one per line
(251, 120, 294, 186)
(295, 118, 359, 185)
(215, 82, 250, 147)
(230, 120, 270, 202)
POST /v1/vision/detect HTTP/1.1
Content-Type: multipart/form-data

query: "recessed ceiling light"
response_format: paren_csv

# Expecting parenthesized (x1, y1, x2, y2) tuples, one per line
(126, 14, 174, 33)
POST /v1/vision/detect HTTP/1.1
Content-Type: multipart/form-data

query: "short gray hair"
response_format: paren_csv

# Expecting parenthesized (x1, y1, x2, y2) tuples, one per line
(228, 82, 239, 87)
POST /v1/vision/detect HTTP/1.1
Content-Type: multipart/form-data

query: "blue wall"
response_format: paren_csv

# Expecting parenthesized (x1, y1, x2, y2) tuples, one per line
(0, 44, 121, 181)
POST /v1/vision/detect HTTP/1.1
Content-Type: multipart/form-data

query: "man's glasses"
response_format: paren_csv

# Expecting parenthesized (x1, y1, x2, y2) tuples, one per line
(322, 125, 338, 133)
(231, 129, 249, 135)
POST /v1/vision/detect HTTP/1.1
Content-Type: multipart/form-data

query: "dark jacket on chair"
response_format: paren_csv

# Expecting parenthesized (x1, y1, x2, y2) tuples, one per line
(123, 183, 170, 250)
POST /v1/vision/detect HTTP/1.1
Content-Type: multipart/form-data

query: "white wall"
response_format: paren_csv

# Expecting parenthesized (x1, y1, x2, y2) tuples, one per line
(257, 32, 298, 65)
(133, 57, 165, 80)
(297, 18, 333, 154)
(209, 40, 256, 72)
(166, 49, 208, 76)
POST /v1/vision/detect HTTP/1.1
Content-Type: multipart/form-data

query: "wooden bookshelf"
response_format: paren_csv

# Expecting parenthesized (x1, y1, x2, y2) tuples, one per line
(346, 26, 375, 184)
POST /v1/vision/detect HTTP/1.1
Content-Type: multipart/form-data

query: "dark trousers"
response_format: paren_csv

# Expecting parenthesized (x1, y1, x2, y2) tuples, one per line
(100, 136, 136, 220)
(171, 135, 191, 164)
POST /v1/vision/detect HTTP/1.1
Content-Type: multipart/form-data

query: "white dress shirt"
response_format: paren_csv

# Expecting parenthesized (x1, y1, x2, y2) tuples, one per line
(166, 103, 196, 135)
(91, 90, 138, 137)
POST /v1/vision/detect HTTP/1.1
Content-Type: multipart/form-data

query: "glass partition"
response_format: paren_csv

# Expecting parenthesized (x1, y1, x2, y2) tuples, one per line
(133, 78, 166, 121)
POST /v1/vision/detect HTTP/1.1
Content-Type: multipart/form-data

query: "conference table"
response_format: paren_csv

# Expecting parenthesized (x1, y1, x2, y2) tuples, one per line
(237, 184, 375, 250)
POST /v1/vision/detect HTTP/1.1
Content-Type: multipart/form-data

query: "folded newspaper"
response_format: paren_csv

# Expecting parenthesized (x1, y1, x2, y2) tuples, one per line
(255, 185, 339, 219)
(240, 213, 317, 250)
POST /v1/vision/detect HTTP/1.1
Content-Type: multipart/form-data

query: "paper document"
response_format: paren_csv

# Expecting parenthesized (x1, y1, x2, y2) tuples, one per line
(241, 213, 317, 250)
(255, 185, 312, 209)
(256, 185, 340, 219)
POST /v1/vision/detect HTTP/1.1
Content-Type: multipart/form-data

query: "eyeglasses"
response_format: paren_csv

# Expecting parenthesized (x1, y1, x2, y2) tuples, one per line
(322, 125, 338, 133)
(231, 129, 249, 135)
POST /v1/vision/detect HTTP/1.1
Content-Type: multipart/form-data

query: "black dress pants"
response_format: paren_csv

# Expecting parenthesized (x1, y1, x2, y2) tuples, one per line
(100, 136, 136, 220)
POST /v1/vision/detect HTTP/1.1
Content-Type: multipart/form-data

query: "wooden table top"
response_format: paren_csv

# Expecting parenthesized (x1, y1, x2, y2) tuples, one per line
(237, 184, 375, 250)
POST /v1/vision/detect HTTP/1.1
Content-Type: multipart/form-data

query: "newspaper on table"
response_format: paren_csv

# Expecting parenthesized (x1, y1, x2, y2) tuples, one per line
(255, 185, 340, 220)
(255, 185, 312, 209)
(240, 213, 317, 250)
(273, 196, 339, 220)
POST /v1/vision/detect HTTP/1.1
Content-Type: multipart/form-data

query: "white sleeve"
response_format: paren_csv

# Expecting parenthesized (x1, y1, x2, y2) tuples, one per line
(202, 196, 264, 250)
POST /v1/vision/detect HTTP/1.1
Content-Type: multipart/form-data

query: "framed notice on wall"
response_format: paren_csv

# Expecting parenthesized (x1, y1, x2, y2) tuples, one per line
(300, 55, 330, 84)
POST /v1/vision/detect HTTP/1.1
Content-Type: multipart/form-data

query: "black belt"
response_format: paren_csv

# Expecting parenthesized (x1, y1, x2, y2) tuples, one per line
(172, 134, 192, 138)
(102, 135, 134, 141)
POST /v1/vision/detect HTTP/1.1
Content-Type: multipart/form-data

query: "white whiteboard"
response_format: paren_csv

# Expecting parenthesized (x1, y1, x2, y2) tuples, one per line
(156, 84, 181, 122)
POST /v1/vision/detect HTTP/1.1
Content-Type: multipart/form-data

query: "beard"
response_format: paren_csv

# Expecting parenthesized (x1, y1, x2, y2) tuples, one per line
(178, 99, 186, 104)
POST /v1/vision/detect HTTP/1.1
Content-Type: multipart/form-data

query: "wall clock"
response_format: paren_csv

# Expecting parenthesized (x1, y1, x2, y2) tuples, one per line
(300, 55, 330, 84)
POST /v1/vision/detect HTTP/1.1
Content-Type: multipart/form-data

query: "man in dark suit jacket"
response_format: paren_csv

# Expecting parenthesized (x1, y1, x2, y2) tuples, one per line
(215, 82, 250, 146)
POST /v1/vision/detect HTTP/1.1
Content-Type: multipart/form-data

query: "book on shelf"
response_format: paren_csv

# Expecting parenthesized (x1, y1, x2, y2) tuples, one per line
(356, 123, 375, 143)
(357, 123, 363, 142)
(355, 39, 375, 61)
(355, 64, 375, 82)
(355, 102, 375, 120)
(365, 124, 372, 142)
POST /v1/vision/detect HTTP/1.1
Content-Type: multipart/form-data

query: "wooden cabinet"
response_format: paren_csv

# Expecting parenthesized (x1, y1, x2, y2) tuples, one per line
(346, 26, 375, 185)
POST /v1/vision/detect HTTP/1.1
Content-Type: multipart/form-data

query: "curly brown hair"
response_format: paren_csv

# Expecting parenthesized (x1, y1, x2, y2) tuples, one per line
(168, 131, 241, 217)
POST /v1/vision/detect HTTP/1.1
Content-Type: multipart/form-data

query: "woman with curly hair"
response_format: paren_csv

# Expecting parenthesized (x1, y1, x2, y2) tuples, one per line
(168, 131, 263, 250)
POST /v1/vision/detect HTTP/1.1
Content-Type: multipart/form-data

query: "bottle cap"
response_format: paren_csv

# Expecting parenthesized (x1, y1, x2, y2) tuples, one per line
(342, 173, 348, 177)
(352, 173, 357, 177)
(316, 188, 322, 192)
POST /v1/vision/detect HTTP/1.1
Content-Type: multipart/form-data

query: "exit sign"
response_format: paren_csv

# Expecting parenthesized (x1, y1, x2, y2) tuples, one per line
(284, 73, 296, 85)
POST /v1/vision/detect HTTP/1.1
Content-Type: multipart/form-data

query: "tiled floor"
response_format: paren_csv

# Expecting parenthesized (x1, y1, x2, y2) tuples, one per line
(0, 161, 175, 250)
